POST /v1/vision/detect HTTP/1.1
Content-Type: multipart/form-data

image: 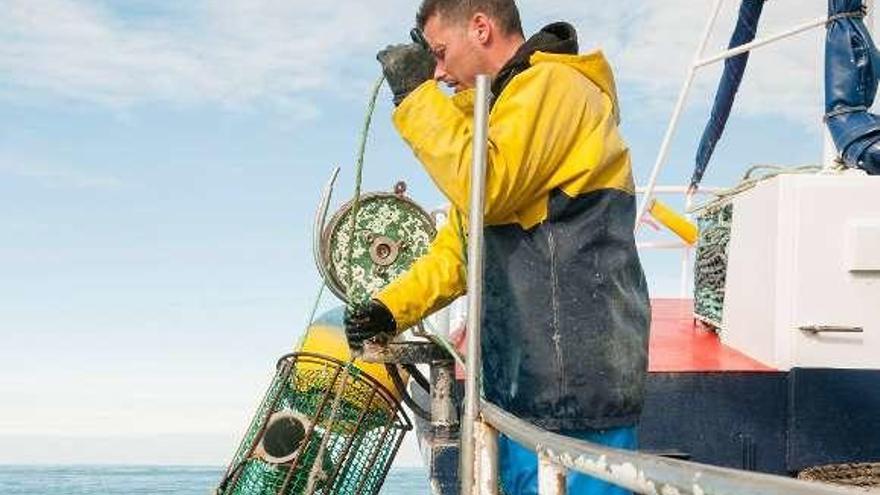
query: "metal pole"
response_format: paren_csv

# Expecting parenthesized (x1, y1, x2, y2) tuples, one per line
(538, 453, 567, 495)
(695, 15, 832, 68)
(635, 0, 725, 232)
(636, 241, 690, 250)
(635, 185, 725, 195)
(867, 0, 877, 111)
(680, 192, 695, 298)
(475, 422, 499, 495)
(823, 130, 838, 169)
(459, 74, 491, 495)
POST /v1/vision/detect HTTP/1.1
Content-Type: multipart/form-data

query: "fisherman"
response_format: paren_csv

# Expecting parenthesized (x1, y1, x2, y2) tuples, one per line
(344, 1, 651, 493)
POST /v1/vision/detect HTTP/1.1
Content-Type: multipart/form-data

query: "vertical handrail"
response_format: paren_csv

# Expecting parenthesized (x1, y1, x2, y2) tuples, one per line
(460, 74, 491, 495)
(634, 0, 725, 232)
(538, 452, 567, 495)
(475, 422, 500, 494)
(680, 191, 695, 298)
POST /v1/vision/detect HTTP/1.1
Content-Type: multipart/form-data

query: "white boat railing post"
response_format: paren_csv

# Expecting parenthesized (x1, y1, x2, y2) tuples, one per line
(475, 421, 499, 495)
(680, 191, 695, 298)
(823, 5, 837, 170)
(538, 453, 567, 495)
(695, 15, 837, 68)
(867, 1, 877, 121)
(459, 73, 491, 495)
(634, 0, 725, 233)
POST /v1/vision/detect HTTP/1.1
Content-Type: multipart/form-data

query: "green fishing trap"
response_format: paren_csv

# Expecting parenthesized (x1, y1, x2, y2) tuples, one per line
(216, 352, 412, 495)
(693, 201, 733, 329)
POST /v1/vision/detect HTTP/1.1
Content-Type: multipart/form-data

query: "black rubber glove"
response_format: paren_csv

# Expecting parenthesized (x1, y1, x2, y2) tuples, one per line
(376, 43, 436, 106)
(344, 299, 397, 351)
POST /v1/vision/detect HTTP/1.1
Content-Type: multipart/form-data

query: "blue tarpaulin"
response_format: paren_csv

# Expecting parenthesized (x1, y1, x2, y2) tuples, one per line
(825, 0, 880, 173)
(690, 0, 766, 189)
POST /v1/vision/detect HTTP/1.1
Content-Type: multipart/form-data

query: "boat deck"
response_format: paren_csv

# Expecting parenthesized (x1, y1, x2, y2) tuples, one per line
(648, 298, 774, 372)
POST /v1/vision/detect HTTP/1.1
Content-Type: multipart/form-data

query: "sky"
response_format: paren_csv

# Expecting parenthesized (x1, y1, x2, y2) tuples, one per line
(0, 0, 843, 468)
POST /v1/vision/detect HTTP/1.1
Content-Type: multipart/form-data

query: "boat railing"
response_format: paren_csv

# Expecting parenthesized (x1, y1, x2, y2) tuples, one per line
(634, 0, 877, 230)
(472, 400, 860, 495)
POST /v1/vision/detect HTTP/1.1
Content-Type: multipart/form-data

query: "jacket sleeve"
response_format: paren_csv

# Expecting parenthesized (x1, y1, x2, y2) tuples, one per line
(392, 62, 600, 226)
(375, 208, 467, 330)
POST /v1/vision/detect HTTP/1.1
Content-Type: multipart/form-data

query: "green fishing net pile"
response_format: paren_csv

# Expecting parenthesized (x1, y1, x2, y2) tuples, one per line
(693, 202, 733, 329)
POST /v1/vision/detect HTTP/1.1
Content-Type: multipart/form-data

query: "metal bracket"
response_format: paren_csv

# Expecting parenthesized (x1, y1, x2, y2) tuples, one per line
(798, 325, 864, 334)
(359, 341, 453, 365)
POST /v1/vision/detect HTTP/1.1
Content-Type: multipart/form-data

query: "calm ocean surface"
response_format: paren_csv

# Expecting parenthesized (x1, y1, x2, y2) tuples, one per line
(0, 465, 430, 494)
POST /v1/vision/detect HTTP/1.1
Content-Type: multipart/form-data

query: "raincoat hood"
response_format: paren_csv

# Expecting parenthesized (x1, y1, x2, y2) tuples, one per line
(494, 22, 621, 122)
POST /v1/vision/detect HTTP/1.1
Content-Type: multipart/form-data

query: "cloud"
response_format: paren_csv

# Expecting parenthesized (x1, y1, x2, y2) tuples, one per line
(0, 155, 123, 189)
(0, 0, 413, 109)
(520, 0, 828, 126)
(0, 0, 838, 125)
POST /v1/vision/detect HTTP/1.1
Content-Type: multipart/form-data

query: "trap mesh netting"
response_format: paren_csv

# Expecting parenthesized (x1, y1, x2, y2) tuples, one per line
(693, 201, 733, 328)
(216, 353, 411, 495)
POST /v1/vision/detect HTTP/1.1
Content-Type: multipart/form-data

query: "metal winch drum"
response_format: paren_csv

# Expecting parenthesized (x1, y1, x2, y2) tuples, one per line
(216, 182, 436, 494)
(317, 182, 436, 305)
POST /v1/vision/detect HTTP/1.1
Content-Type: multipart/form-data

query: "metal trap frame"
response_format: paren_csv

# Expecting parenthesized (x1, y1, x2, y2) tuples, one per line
(216, 352, 412, 495)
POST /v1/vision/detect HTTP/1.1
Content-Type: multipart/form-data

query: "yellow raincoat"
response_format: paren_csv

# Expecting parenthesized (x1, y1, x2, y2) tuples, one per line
(378, 22, 650, 430)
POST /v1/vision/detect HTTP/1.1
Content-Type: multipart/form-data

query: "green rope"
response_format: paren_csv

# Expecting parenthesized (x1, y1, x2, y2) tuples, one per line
(299, 76, 384, 466)
(344, 75, 386, 304)
(305, 283, 326, 326)
(296, 75, 384, 350)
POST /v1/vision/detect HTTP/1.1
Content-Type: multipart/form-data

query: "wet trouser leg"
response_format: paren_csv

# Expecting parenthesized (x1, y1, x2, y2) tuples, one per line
(498, 426, 637, 495)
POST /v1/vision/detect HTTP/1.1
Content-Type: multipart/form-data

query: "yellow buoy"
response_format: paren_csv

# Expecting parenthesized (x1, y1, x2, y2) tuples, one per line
(649, 199, 699, 246)
(296, 319, 406, 406)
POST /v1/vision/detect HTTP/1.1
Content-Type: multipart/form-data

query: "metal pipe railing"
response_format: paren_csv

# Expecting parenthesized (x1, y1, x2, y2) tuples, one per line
(635, 4, 855, 233)
(480, 401, 862, 495)
(474, 421, 500, 494)
(680, 191, 696, 297)
(637, 240, 693, 250)
(636, 185, 725, 195)
(694, 15, 832, 68)
(459, 73, 492, 495)
(634, 0, 725, 233)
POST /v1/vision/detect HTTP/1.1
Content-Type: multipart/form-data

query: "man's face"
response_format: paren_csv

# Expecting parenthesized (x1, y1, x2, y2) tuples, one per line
(423, 13, 488, 92)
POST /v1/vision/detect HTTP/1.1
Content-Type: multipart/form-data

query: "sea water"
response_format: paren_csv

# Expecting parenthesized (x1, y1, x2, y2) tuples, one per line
(0, 465, 430, 494)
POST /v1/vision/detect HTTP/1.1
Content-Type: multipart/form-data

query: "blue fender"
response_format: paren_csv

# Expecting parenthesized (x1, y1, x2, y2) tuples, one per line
(825, 0, 880, 173)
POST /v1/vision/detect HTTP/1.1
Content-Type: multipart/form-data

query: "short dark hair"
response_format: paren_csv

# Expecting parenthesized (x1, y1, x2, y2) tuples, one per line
(416, 0, 524, 37)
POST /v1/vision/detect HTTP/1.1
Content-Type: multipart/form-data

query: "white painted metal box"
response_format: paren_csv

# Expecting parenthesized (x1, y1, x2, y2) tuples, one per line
(722, 174, 880, 370)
